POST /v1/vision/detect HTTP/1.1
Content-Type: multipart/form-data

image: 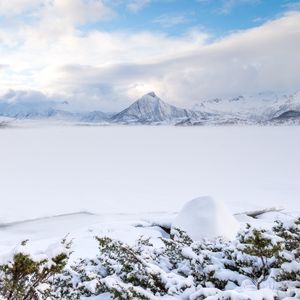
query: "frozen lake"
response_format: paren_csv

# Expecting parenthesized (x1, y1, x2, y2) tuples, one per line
(0, 125, 299, 223)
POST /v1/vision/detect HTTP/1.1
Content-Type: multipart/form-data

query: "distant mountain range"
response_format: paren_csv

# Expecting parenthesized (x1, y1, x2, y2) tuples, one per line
(1, 91, 300, 125)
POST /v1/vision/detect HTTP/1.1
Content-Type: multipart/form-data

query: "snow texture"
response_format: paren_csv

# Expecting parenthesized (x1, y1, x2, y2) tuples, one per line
(0, 126, 299, 223)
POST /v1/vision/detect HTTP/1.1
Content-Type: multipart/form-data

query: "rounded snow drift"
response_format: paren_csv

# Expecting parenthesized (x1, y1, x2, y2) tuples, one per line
(172, 196, 239, 241)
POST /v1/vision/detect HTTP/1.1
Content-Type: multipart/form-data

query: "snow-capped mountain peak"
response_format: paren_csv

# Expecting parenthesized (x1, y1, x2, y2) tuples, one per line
(111, 92, 199, 124)
(145, 91, 157, 98)
(134, 92, 164, 109)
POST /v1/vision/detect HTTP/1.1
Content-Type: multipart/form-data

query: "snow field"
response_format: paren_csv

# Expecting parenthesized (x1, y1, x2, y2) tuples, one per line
(0, 125, 299, 223)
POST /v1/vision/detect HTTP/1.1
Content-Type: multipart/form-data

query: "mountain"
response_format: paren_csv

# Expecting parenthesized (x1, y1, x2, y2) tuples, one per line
(270, 110, 300, 124)
(0, 98, 109, 122)
(1, 90, 300, 125)
(192, 91, 300, 124)
(275, 110, 300, 119)
(79, 111, 112, 123)
(111, 92, 210, 124)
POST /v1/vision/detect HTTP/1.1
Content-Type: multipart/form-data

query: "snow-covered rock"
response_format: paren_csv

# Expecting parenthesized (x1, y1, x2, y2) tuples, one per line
(172, 196, 239, 240)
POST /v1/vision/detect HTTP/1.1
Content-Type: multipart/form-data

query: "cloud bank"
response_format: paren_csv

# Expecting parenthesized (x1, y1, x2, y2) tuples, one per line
(0, 0, 299, 111)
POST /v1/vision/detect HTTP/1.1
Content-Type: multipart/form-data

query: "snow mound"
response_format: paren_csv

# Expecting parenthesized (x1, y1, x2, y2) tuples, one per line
(172, 196, 239, 240)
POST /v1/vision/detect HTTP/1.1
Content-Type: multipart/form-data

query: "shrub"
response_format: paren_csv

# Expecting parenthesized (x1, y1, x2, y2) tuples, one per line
(1, 216, 299, 299)
(0, 238, 78, 300)
(73, 235, 193, 299)
(273, 218, 300, 288)
(229, 225, 283, 289)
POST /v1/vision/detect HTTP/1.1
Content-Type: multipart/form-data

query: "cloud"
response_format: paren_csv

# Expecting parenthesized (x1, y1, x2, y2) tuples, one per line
(153, 14, 188, 28)
(42, 0, 113, 25)
(0, 64, 9, 70)
(45, 11, 300, 110)
(0, 4, 299, 111)
(31, 29, 208, 110)
(0, 0, 113, 22)
(0, 89, 54, 104)
(197, 0, 261, 14)
(0, 0, 42, 17)
(126, 0, 152, 12)
(283, 1, 300, 11)
(220, 0, 260, 14)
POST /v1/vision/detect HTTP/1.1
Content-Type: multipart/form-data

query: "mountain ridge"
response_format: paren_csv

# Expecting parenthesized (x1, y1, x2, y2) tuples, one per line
(1, 91, 300, 125)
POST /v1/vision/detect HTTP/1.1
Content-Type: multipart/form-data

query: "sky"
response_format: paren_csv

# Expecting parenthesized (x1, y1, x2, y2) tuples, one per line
(0, 0, 300, 111)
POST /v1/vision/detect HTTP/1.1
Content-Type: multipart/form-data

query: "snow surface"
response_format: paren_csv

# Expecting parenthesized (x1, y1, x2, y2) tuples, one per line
(172, 196, 239, 240)
(0, 124, 299, 299)
(0, 125, 299, 223)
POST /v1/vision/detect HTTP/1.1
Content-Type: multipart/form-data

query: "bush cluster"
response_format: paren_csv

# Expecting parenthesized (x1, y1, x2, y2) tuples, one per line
(0, 217, 299, 300)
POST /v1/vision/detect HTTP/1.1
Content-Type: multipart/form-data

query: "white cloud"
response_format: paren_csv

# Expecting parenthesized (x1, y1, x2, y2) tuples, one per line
(197, 0, 261, 14)
(0, 64, 9, 69)
(0, 0, 113, 22)
(219, 0, 260, 14)
(283, 1, 300, 11)
(126, 0, 152, 12)
(0, 5, 299, 111)
(0, 0, 42, 17)
(153, 14, 188, 28)
(42, 0, 113, 25)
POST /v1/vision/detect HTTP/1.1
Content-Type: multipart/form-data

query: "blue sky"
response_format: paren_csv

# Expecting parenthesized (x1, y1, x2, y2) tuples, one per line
(0, 0, 300, 111)
(85, 1, 297, 37)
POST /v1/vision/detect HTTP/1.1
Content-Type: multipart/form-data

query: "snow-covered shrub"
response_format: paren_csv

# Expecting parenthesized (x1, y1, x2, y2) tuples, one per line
(71, 217, 299, 299)
(273, 218, 300, 289)
(98, 236, 169, 295)
(161, 228, 230, 289)
(273, 218, 300, 252)
(73, 235, 194, 299)
(190, 287, 280, 300)
(160, 228, 193, 272)
(227, 224, 284, 289)
(73, 229, 240, 298)
(0, 238, 78, 300)
(2, 215, 298, 300)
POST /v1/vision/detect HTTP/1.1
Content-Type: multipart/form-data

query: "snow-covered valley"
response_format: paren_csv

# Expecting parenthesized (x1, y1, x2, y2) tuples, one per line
(0, 125, 299, 222)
